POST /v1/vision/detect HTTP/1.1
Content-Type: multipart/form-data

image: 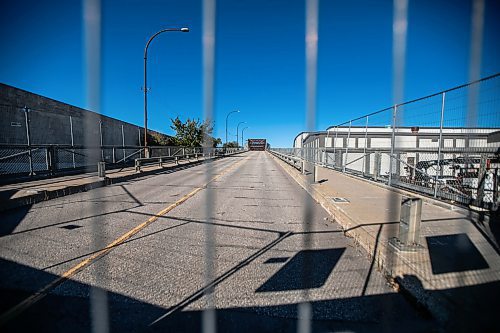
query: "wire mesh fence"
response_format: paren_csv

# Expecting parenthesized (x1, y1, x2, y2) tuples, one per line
(0, 105, 241, 180)
(272, 74, 500, 210)
(0, 144, 239, 180)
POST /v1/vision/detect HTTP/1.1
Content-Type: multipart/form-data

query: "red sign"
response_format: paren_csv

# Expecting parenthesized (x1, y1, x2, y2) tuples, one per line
(248, 139, 267, 151)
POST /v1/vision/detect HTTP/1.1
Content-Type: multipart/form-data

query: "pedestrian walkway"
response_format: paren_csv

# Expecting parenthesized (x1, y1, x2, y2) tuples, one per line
(0, 156, 213, 212)
(271, 153, 500, 332)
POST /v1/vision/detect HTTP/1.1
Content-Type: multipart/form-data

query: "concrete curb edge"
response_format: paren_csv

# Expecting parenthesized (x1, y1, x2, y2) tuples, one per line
(268, 151, 452, 326)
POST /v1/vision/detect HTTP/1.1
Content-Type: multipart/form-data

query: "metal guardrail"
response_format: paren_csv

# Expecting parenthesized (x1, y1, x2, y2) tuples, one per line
(268, 149, 304, 172)
(270, 147, 499, 211)
(134, 156, 178, 172)
(135, 152, 208, 172)
(0, 144, 145, 178)
(0, 144, 246, 182)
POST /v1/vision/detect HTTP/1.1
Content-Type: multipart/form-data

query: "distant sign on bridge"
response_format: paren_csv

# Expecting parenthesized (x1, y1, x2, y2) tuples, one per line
(248, 139, 267, 151)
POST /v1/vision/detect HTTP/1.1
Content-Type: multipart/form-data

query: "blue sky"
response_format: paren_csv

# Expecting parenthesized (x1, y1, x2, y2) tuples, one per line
(1, 0, 499, 147)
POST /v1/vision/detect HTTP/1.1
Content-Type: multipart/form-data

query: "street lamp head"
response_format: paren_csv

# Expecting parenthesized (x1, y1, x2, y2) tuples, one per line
(180, 27, 190, 32)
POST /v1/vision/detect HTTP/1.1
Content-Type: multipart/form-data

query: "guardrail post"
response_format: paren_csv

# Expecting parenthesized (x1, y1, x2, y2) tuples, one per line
(175, 156, 179, 165)
(112, 147, 116, 164)
(159, 158, 163, 168)
(389, 197, 422, 251)
(98, 161, 106, 179)
(301, 160, 306, 175)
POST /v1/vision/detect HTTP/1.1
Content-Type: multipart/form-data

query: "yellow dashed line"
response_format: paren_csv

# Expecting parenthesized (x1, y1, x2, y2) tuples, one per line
(0, 154, 249, 325)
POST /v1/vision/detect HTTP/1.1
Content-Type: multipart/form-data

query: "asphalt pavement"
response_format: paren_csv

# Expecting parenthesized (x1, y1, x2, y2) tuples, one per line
(0, 151, 435, 332)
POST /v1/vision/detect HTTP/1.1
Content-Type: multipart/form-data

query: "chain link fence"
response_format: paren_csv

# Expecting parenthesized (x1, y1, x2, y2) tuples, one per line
(0, 105, 235, 181)
(272, 74, 500, 210)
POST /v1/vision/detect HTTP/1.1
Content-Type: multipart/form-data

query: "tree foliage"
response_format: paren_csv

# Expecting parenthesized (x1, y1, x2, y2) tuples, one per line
(223, 141, 239, 148)
(147, 131, 175, 146)
(170, 116, 221, 147)
(212, 137, 223, 147)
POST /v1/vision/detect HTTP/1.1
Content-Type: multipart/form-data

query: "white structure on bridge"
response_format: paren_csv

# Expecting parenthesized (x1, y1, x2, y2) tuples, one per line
(293, 126, 499, 205)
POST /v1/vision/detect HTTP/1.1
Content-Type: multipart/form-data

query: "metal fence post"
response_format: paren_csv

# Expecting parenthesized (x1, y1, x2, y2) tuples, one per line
(374, 151, 381, 181)
(45, 147, 51, 174)
(99, 120, 104, 161)
(476, 154, 487, 207)
(343, 121, 352, 173)
(434, 92, 446, 198)
(121, 125, 125, 164)
(47, 146, 55, 175)
(363, 116, 369, 176)
(333, 127, 338, 167)
(494, 168, 499, 207)
(70, 116, 76, 168)
(24, 107, 34, 176)
(137, 127, 141, 146)
(388, 105, 397, 185)
(324, 130, 329, 165)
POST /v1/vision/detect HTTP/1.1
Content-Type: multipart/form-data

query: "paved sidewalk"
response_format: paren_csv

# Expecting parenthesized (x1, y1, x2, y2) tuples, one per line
(0, 156, 213, 212)
(271, 153, 500, 332)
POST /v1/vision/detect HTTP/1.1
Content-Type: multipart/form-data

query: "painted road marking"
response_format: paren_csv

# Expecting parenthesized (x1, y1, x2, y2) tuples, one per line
(0, 154, 249, 326)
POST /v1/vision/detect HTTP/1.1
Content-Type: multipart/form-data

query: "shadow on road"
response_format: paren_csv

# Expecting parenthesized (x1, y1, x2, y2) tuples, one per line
(0, 204, 32, 237)
(0, 258, 435, 333)
(257, 248, 345, 292)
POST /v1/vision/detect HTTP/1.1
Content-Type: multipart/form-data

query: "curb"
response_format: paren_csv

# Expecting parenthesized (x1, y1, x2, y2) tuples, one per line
(268, 152, 452, 326)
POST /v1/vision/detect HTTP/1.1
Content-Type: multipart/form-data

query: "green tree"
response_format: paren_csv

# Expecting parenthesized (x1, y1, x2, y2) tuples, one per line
(212, 137, 222, 147)
(147, 131, 175, 146)
(223, 141, 239, 148)
(170, 116, 221, 147)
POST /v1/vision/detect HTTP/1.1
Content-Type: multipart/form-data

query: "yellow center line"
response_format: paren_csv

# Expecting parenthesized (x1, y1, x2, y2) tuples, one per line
(0, 154, 250, 326)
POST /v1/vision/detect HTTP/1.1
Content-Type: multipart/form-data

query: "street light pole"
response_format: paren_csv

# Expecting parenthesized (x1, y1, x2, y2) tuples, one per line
(144, 27, 189, 156)
(225, 110, 240, 147)
(236, 121, 246, 148)
(242, 126, 249, 148)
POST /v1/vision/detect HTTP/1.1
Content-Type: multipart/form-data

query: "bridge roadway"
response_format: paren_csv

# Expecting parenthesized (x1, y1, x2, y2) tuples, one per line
(0, 151, 433, 332)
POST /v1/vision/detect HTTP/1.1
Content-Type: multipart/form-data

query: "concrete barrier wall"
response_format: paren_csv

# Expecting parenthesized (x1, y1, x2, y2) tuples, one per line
(0, 83, 170, 146)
